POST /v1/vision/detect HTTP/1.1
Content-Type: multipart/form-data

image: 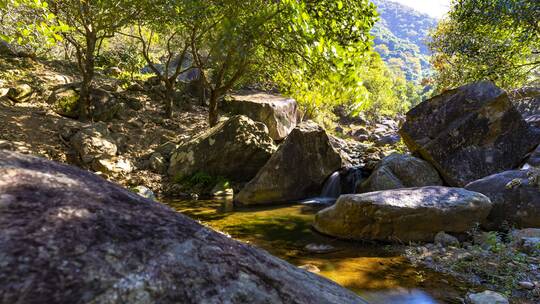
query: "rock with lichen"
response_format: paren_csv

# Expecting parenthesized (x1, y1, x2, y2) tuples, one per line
(168, 115, 276, 182)
(0, 150, 368, 304)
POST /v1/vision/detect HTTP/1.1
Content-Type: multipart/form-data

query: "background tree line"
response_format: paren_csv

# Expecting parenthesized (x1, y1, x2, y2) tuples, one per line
(1, 0, 537, 126)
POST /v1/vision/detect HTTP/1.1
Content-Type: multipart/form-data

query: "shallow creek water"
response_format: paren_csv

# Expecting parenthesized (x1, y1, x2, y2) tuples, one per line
(165, 199, 471, 304)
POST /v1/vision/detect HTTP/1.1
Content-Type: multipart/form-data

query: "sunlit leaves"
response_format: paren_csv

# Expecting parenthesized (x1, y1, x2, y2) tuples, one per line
(429, 0, 540, 90)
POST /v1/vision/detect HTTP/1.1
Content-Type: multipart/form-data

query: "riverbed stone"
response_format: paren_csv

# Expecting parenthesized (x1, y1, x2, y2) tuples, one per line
(466, 291, 509, 304)
(357, 153, 442, 193)
(400, 81, 540, 186)
(236, 121, 347, 205)
(465, 169, 540, 229)
(168, 115, 276, 182)
(0, 150, 368, 304)
(223, 91, 298, 140)
(314, 187, 492, 242)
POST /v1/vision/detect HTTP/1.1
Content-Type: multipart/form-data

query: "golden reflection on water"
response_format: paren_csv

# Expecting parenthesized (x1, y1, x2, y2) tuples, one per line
(165, 199, 467, 303)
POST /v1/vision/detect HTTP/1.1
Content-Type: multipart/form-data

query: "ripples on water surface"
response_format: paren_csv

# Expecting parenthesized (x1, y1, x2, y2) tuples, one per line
(165, 199, 470, 304)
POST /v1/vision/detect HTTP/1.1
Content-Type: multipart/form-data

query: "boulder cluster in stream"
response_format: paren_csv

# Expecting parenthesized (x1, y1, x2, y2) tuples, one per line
(169, 82, 540, 244)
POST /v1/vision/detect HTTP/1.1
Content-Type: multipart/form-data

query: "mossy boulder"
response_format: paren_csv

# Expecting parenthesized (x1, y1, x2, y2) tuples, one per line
(48, 86, 123, 121)
(168, 115, 276, 182)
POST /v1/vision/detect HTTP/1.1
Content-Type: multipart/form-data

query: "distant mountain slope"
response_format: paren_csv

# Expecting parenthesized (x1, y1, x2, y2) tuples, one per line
(371, 0, 438, 82)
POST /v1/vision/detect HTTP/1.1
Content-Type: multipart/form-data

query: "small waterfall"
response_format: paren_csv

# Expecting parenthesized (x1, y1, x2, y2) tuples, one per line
(302, 166, 369, 207)
(321, 171, 341, 198)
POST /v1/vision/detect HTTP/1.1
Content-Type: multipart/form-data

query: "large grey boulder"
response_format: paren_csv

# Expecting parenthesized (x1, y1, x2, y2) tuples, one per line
(314, 187, 492, 242)
(400, 81, 540, 186)
(465, 169, 540, 229)
(509, 86, 540, 127)
(357, 153, 442, 193)
(223, 91, 298, 140)
(0, 150, 367, 304)
(168, 115, 276, 182)
(70, 122, 117, 164)
(236, 121, 347, 205)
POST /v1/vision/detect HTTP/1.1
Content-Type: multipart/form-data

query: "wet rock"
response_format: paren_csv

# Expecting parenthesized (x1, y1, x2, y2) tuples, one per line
(69, 122, 117, 164)
(304, 244, 337, 254)
(223, 91, 298, 140)
(314, 187, 492, 242)
(434, 231, 460, 247)
(236, 121, 347, 205)
(357, 153, 442, 193)
(0, 150, 366, 304)
(168, 115, 276, 182)
(400, 81, 540, 186)
(465, 170, 540, 229)
(466, 290, 508, 304)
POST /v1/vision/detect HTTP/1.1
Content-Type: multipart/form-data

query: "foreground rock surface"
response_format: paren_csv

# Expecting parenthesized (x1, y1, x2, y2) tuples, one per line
(236, 121, 346, 205)
(168, 115, 276, 182)
(0, 150, 367, 304)
(465, 170, 540, 229)
(314, 187, 492, 242)
(400, 81, 540, 186)
(357, 153, 442, 193)
(224, 91, 298, 140)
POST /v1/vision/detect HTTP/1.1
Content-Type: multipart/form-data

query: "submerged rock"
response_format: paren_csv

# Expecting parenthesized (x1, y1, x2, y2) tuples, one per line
(357, 153, 442, 193)
(0, 150, 367, 304)
(168, 115, 276, 182)
(465, 169, 540, 229)
(236, 121, 347, 205)
(400, 81, 540, 186)
(314, 187, 492, 242)
(224, 91, 298, 140)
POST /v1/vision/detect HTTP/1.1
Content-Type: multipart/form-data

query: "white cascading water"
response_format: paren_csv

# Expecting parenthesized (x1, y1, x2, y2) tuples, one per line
(302, 166, 367, 206)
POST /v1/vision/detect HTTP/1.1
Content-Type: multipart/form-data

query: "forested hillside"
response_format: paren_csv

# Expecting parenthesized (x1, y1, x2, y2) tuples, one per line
(372, 0, 438, 82)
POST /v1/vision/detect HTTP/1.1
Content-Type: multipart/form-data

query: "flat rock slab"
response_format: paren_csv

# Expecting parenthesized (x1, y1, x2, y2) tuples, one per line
(314, 187, 492, 242)
(400, 81, 540, 186)
(225, 91, 298, 140)
(466, 170, 540, 229)
(0, 150, 366, 304)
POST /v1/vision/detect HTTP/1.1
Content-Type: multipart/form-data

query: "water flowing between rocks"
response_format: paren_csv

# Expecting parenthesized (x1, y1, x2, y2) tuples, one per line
(164, 199, 472, 304)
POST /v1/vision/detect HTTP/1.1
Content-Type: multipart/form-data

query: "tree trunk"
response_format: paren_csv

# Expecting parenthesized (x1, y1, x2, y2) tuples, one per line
(164, 81, 174, 118)
(208, 90, 220, 127)
(79, 33, 97, 121)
